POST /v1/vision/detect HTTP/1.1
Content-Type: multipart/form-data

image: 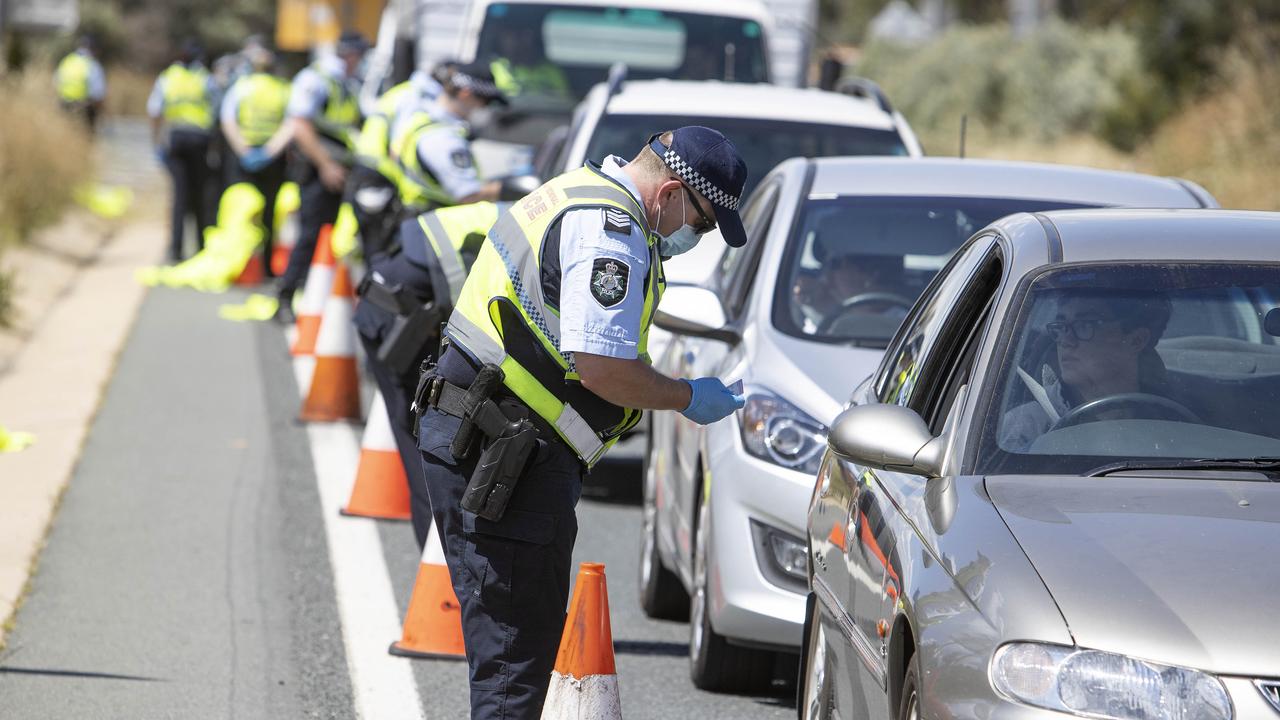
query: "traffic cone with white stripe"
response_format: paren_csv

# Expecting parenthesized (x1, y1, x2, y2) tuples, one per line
(299, 260, 361, 422)
(236, 252, 265, 286)
(389, 520, 466, 660)
(340, 390, 412, 520)
(540, 563, 621, 719)
(290, 225, 335, 357)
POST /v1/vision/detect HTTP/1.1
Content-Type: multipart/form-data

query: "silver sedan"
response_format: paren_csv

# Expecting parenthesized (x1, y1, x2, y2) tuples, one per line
(802, 209, 1280, 720)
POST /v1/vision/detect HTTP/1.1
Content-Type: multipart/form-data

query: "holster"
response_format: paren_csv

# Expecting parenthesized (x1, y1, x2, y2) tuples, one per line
(358, 276, 444, 377)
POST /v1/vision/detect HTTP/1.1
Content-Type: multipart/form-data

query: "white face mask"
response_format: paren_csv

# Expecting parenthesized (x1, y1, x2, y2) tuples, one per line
(654, 191, 700, 257)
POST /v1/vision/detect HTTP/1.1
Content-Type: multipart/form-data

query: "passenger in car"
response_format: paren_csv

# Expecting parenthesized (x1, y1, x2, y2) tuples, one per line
(1000, 289, 1174, 451)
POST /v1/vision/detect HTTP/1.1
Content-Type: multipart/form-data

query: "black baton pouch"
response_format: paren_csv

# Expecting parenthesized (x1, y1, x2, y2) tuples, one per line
(460, 418, 538, 522)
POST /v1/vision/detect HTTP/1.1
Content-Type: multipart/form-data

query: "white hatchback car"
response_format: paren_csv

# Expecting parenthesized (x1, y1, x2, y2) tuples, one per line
(642, 157, 1218, 692)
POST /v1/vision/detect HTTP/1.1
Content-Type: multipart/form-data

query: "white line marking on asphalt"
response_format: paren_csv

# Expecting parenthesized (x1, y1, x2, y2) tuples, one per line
(294, 356, 425, 720)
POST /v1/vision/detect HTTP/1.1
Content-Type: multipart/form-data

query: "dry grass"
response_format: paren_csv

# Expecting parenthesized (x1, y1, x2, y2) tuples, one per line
(104, 66, 154, 117)
(0, 70, 95, 248)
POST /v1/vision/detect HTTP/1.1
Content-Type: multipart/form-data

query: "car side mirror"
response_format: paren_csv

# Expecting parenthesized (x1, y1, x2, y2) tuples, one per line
(653, 285, 740, 345)
(828, 403, 944, 478)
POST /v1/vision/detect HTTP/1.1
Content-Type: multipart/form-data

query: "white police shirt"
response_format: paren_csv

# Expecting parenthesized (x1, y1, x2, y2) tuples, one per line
(411, 100, 482, 200)
(558, 155, 653, 361)
(285, 54, 351, 120)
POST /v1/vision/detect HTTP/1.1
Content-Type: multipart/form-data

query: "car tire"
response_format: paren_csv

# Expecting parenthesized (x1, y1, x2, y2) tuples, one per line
(798, 593, 831, 720)
(639, 429, 689, 620)
(689, 493, 775, 692)
(899, 655, 920, 720)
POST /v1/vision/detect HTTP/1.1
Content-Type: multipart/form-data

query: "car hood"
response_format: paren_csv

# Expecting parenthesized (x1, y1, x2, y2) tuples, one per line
(986, 475, 1280, 676)
(751, 331, 882, 427)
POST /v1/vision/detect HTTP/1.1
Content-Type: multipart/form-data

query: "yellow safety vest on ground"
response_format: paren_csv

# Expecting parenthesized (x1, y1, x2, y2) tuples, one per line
(489, 58, 570, 98)
(234, 72, 290, 146)
(395, 112, 462, 209)
(159, 63, 213, 130)
(446, 165, 664, 467)
(56, 53, 92, 104)
(401, 202, 509, 306)
(310, 66, 362, 150)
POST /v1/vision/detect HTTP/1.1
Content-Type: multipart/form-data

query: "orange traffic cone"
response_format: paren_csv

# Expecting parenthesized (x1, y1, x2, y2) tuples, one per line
(270, 234, 294, 277)
(389, 520, 466, 660)
(540, 563, 621, 719)
(290, 225, 335, 357)
(340, 389, 412, 520)
(271, 183, 300, 277)
(299, 261, 361, 422)
(236, 252, 265, 286)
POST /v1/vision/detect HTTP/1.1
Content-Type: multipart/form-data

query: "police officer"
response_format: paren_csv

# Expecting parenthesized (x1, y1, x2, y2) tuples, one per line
(274, 31, 369, 323)
(55, 35, 106, 134)
(149, 40, 215, 263)
(354, 201, 508, 549)
(220, 44, 292, 274)
(415, 126, 748, 718)
(333, 62, 452, 260)
(392, 62, 506, 216)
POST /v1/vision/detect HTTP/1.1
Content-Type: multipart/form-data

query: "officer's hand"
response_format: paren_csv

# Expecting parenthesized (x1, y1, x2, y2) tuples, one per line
(241, 148, 267, 172)
(153, 146, 168, 165)
(680, 377, 745, 425)
(319, 162, 348, 192)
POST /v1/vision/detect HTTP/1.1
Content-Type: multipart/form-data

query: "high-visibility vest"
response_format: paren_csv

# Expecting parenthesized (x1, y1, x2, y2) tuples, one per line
(395, 111, 463, 209)
(356, 80, 416, 163)
(489, 58, 570, 97)
(401, 201, 509, 307)
(56, 53, 92, 103)
(445, 165, 664, 467)
(159, 63, 213, 130)
(308, 65, 361, 149)
(234, 72, 290, 146)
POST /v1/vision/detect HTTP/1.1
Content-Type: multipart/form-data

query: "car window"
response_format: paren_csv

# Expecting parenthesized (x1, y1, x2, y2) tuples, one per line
(977, 262, 1280, 474)
(875, 235, 996, 406)
(718, 180, 780, 319)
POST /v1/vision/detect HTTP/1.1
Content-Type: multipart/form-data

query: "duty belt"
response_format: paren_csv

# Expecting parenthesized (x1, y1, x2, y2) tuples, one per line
(413, 366, 561, 457)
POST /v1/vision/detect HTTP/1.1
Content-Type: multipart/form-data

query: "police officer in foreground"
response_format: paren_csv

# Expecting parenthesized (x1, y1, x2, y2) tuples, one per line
(355, 201, 508, 549)
(274, 32, 369, 323)
(415, 126, 748, 717)
(149, 40, 215, 263)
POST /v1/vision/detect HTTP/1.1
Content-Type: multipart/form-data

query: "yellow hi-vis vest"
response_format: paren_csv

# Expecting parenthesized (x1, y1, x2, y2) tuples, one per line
(355, 80, 416, 172)
(234, 72, 290, 146)
(159, 63, 213, 130)
(401, 201, 509, 306)
(56, 53, 92, 103)
(395, 111, 461, 209)
(309, 65, 362, 149)
(446, 165, 665, 467)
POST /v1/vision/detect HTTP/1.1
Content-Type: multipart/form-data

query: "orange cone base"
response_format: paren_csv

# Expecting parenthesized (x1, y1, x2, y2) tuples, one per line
(340, 450, 412, 521)
(291, 315, 321, 356)
(236, 253, 265, 286)
(270, 245, 290, 277)
(299, 356, 362, 422)
(389, 563, 466, 660)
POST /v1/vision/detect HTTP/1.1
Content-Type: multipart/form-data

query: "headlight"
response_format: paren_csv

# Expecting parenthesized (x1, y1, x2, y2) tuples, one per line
(991, 643, 1232, 720)
(737, 386, 827, 475)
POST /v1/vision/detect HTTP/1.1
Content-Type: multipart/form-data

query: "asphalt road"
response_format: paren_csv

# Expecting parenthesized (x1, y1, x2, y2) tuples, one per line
(0, 287, 794, 718)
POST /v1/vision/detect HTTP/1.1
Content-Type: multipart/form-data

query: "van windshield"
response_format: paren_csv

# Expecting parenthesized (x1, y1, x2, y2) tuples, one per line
(475, 3, 769, 107)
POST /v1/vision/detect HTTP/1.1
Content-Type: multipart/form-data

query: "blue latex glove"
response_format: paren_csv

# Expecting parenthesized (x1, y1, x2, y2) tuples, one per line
(681, 377, 745, 425)
(153, 146, 168, 165)
(241, 147, 270, 172)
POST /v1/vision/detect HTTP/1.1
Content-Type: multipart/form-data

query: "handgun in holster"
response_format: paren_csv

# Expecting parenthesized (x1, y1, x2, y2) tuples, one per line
(358, 276, 444, 377)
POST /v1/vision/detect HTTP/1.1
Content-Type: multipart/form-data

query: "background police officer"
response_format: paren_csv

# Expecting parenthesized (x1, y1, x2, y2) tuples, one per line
(274, 31, 368, 323)
(354, 202, 507, 549)
(220, 44, 292, 274)
(55, 35, 106, 134)
(416, 126, 748, 718)
(149, 39, 215, 263)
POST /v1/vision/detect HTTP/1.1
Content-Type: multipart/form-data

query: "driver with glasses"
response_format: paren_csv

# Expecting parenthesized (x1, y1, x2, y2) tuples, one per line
(1000, 288, 1177, 452)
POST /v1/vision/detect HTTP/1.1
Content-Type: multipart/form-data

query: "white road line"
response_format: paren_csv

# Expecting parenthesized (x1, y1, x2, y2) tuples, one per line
(294, 356, 425, 720)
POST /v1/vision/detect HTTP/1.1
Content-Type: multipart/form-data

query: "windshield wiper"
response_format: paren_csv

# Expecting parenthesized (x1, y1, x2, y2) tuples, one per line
(1088, 457, 1280, 478)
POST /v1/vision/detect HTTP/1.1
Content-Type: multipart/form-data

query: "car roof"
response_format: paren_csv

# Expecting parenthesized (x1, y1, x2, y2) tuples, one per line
(807, 157, 1207, 208)
(1027, 209, 1280, 264)
(598, 80, 897, 130)
(476, 0, 767, 19)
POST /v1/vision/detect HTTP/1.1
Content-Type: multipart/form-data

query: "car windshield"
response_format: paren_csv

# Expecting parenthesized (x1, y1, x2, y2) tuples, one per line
(475, 4, 768, 108)
(586, 116, 908, 200)
(773, 197, 1088, 348)
(977, 263, 1280, 474)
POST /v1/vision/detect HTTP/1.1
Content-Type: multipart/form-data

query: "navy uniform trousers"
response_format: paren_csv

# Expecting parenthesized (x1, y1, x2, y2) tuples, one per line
(353, 251, 438, 549)
(279, 172, 342, 297)
(418, 347, 582, 720)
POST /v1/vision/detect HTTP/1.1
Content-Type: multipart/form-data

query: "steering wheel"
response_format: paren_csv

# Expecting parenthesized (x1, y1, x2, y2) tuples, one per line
(1050, 392, 1202, 431)
(818, 292, 915, 334)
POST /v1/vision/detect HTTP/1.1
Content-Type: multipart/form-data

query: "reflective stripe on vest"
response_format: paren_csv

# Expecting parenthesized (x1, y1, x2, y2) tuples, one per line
(396, 112, 458, 208)
(161, 64, 213, 129)
(56, 54, 91, 103)
(445, 165, 666, 467)
(235, 73, 290, 145)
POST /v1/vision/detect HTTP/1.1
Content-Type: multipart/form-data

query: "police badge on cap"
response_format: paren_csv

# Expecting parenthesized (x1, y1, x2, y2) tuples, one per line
(590, 257, 630, 308)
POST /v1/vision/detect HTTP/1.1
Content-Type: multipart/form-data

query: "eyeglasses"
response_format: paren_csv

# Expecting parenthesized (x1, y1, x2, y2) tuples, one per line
(678, 181, 717, 235)
(1045, 317, 1122, 342)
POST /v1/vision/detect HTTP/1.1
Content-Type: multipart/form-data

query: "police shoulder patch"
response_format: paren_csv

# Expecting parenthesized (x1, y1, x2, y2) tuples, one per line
(602, 208, 632, 235)
(450, 147, 474, 169)
(590, 256, 630, 308)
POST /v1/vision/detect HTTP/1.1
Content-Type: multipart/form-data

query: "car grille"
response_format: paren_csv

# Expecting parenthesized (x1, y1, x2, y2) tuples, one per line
(1257, 680, 1280, 714)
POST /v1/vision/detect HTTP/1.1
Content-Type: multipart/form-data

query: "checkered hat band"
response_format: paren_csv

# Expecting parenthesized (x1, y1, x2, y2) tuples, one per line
(451, 72, 500, 98)
(663, 149, 739, 211)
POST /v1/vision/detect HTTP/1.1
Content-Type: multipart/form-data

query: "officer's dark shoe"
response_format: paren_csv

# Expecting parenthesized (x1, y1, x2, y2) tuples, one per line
(273, 294, 296, 324)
